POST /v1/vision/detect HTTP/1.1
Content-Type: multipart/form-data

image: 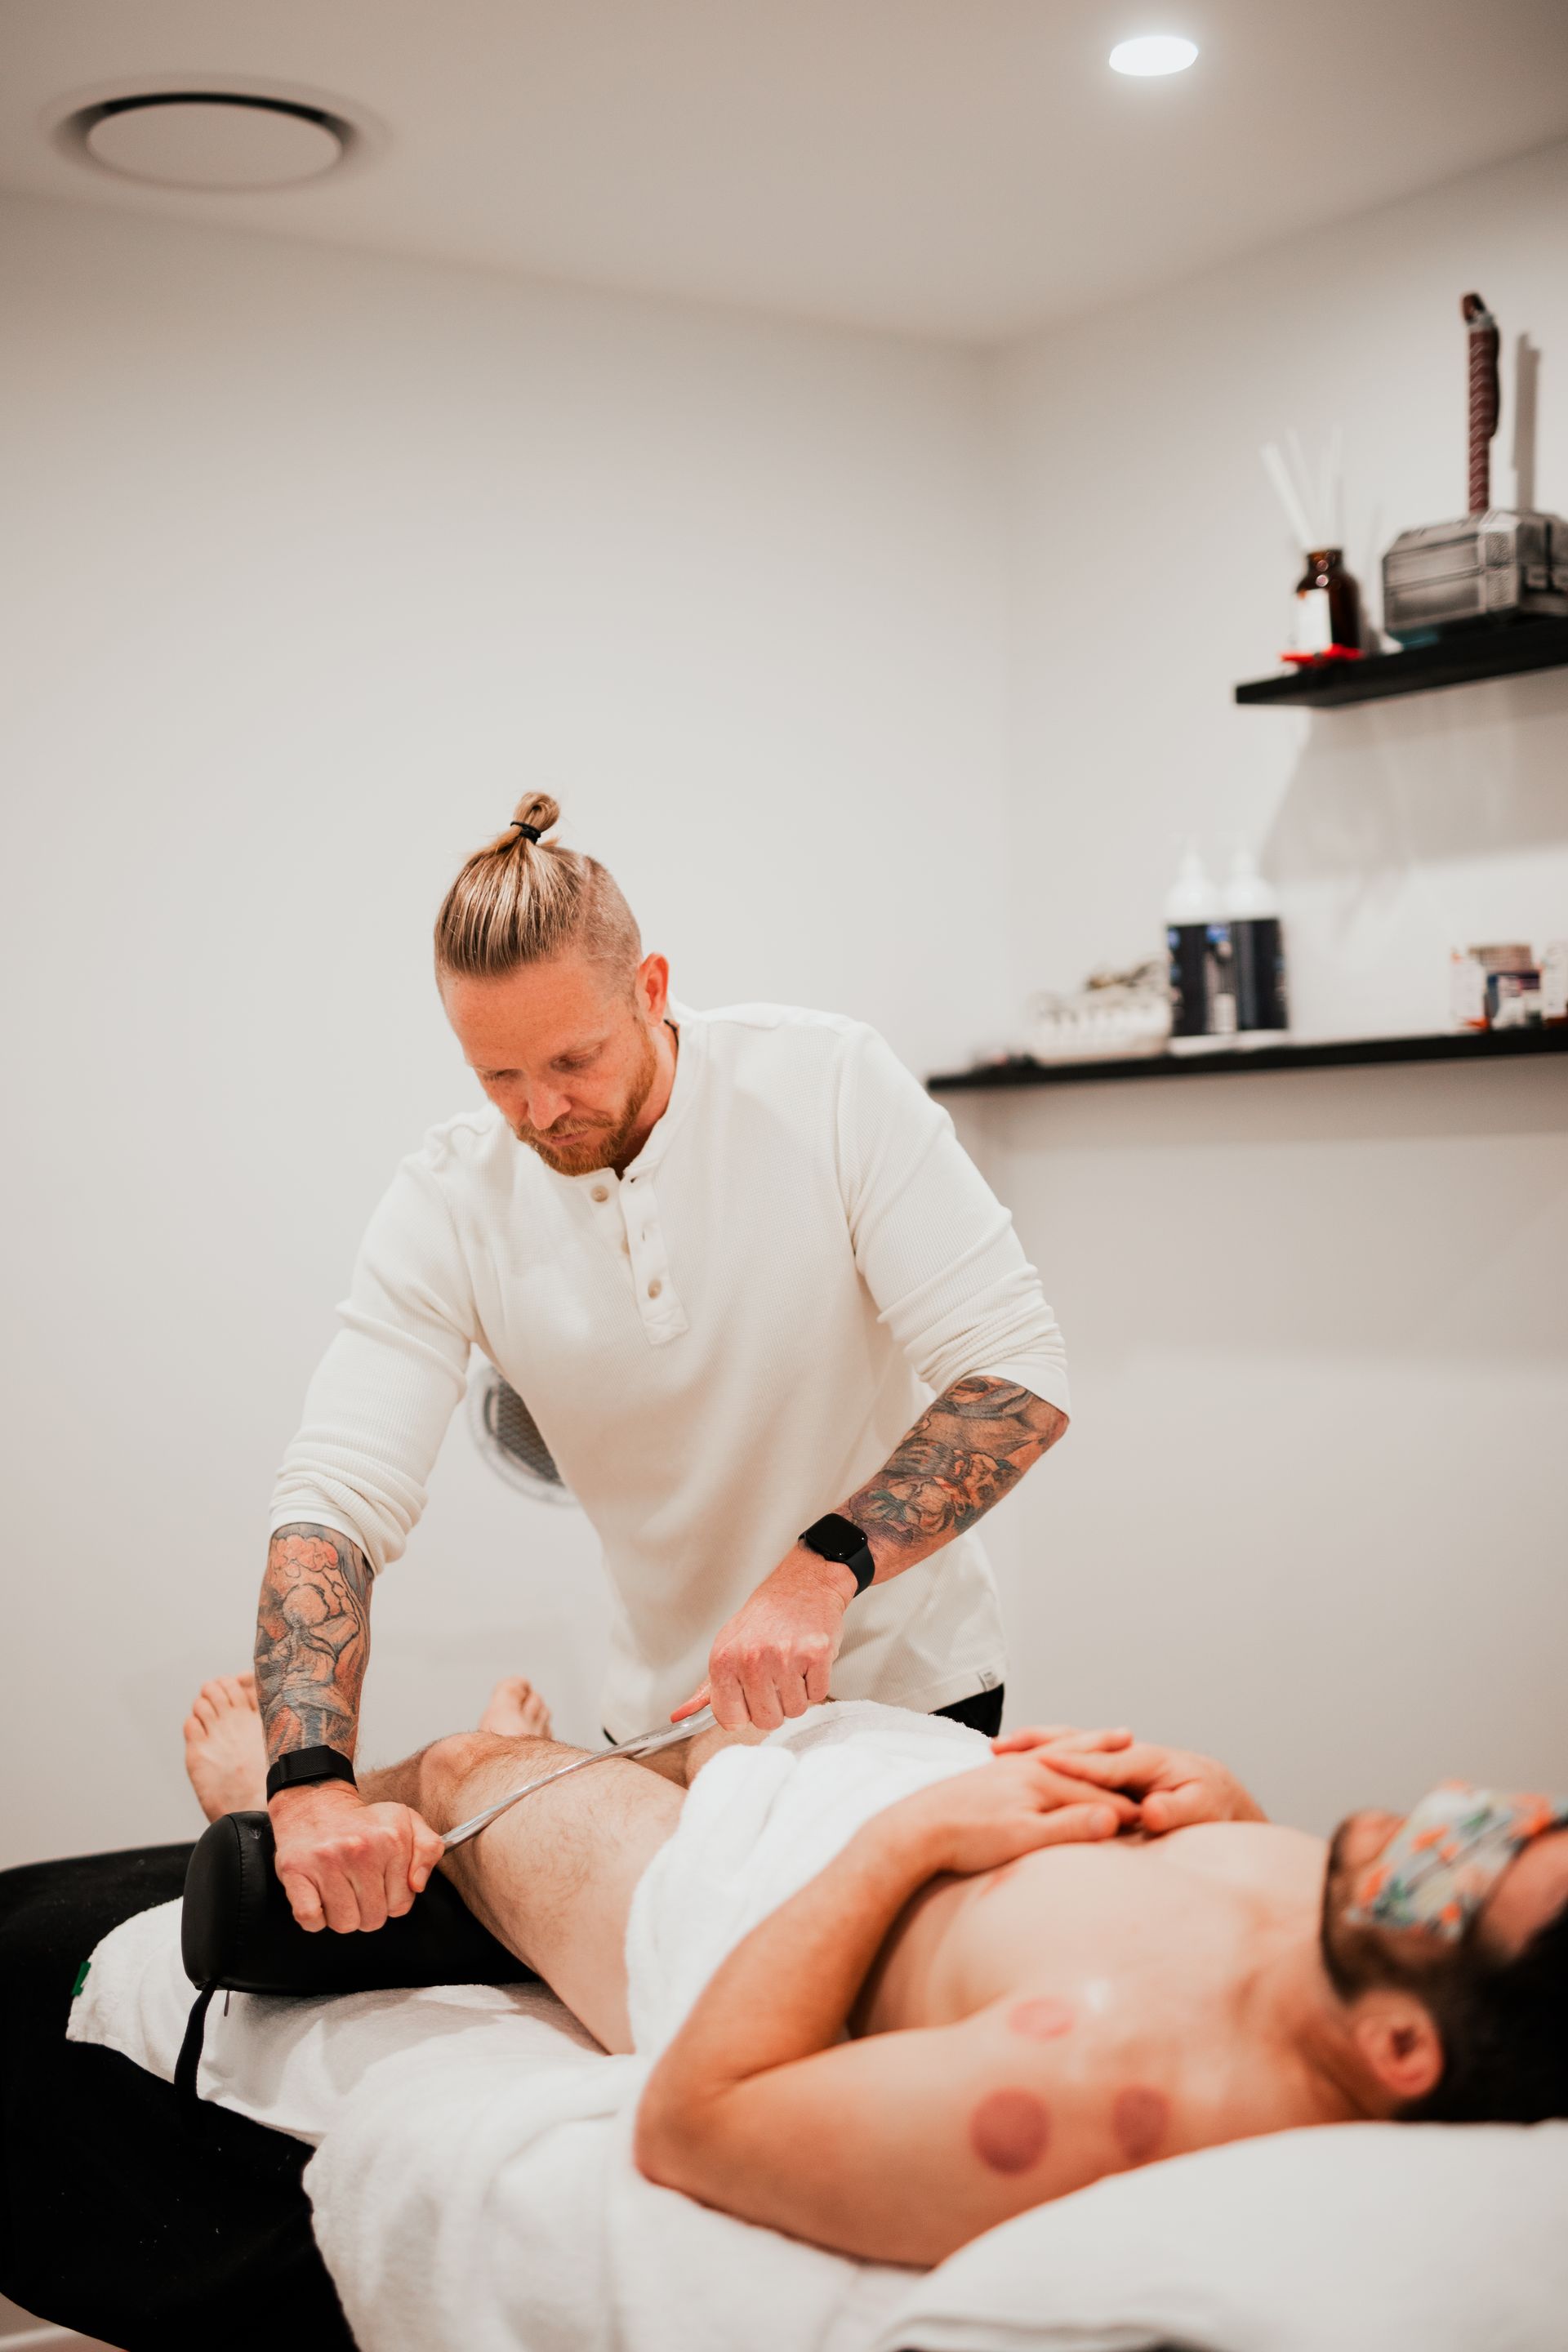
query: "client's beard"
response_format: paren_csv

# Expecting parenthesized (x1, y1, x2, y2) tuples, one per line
(1318, 1820, 1363, 1999)
(514, 1022, 661, 1176)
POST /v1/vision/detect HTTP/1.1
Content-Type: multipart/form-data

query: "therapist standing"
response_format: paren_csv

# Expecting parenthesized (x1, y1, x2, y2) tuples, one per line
(258, 796, 1070, 1930)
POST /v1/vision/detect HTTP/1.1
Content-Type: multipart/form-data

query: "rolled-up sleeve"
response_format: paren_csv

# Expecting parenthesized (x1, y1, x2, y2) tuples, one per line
(835, 1025, 1069, 1416)
(269, 1156, 476, 1574)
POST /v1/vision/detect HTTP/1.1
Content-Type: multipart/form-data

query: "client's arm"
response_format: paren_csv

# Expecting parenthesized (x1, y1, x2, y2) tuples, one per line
(635, 1753, 1127, 2264)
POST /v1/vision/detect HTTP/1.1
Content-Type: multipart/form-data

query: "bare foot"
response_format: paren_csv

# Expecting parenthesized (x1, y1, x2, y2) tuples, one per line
(184, 1673, 267, 1821)
(478, 1676, 554, 1741)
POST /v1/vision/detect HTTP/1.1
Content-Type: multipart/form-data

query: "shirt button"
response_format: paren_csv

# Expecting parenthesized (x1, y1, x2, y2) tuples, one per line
(590, 1184, 609, 1203)
(647, 1278, 662, 1299)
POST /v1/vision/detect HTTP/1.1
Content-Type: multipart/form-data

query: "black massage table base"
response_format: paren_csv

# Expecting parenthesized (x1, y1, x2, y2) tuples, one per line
(0, 1839, 355, 2351)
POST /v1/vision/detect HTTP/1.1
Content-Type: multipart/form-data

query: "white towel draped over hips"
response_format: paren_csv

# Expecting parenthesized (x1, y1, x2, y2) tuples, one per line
(305, 1704, 987, 2352)
(270, 1001, 1069, 1740)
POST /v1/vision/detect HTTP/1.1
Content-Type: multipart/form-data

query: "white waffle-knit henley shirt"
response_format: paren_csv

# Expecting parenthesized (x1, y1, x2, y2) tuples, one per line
(271, 1001, 1069, 1739)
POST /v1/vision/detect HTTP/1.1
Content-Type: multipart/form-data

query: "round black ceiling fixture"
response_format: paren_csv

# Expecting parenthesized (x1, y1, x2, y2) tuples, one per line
(65, 91, 354, 190)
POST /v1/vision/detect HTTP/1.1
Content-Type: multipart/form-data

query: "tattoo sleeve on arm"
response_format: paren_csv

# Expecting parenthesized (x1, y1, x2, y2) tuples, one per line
(840, 1377, 1067, 1566)
(254, 1523, 372, 1766)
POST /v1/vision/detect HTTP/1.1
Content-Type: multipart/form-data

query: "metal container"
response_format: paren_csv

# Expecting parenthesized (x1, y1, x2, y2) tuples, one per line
(1383, 509, 1568, 643)
(1381, 293, 1568, 643)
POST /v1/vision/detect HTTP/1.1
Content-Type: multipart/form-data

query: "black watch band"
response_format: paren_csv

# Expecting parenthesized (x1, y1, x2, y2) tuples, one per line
(265, 1745, 358, 1803)
(798, 1512, 876, 1597)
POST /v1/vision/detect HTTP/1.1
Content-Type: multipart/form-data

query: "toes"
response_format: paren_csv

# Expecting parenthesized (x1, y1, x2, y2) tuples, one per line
(477, 1675, 554, 1740)
(192, 1675, 261, 1720)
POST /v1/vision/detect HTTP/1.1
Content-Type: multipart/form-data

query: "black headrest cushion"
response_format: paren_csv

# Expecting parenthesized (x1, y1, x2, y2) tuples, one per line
(181, 1811, 534, 1997)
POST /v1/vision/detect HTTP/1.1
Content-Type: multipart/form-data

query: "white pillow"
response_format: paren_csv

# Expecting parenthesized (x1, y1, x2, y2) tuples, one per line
(872, 2121, 1568, 2352)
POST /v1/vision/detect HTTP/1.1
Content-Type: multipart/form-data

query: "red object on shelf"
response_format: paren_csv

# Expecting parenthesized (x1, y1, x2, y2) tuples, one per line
(1279, 645, 1366, 667)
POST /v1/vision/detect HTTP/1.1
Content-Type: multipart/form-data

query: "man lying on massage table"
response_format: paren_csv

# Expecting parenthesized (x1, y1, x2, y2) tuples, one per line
(185, 1673, 1568, 2269)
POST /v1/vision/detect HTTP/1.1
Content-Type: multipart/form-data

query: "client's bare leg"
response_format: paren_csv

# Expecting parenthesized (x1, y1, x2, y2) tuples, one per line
(364, 1727, 686, 2053)
(182, 1670, 751, 2050)
(631, 1715, 768, 1788)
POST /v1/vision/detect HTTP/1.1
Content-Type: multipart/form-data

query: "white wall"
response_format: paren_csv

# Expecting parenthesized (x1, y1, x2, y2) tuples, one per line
(0, 193, 1009, 1867)
(977, 140, 1568, 1829)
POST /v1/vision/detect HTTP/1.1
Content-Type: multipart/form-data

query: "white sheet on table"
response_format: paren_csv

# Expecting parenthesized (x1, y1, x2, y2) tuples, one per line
(66, 1895, 600, 2144)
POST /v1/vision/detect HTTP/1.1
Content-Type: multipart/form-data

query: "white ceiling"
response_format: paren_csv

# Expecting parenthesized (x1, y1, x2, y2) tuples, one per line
(4, 0, 1568, 345)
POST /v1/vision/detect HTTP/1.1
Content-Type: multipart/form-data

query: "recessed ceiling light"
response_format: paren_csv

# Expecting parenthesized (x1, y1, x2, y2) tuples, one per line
(1109, 34, 1200, 77)
(65, 92, 352, 191)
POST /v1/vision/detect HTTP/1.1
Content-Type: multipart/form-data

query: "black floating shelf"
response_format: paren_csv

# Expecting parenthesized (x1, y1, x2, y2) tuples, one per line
(929, 1026, 1568, 1094)
(1234, 617, 1568, 709)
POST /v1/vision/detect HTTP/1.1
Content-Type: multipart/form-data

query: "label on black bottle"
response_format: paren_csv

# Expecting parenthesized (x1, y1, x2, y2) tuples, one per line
(1205, 924, 1237, 1035)
(1294, 587, 1333, 654)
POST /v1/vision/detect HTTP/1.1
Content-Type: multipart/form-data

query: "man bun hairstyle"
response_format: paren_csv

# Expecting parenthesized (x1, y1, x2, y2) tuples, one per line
(434, 793, 642, 982)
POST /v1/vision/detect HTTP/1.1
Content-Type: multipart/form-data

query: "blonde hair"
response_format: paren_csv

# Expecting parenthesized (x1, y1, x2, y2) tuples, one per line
(434, 794, 642, 982)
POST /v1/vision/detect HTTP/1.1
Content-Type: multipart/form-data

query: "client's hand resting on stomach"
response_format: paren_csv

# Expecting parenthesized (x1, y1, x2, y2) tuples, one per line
(994, 1725, 1267, 1832)
(885, 1748, 1139, 1879)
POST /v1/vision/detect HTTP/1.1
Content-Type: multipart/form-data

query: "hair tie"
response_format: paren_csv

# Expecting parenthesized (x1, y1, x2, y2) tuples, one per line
(510, 820, 542, 844)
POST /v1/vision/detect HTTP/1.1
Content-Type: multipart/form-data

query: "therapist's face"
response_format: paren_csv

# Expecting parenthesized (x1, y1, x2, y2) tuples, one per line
(442, 951, 671, 1174)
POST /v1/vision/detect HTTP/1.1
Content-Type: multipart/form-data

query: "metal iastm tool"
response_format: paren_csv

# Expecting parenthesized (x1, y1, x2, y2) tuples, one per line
(441, 1706, 717, 1851)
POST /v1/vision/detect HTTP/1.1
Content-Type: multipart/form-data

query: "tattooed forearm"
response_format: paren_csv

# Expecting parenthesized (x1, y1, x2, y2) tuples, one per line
(840, 1378, 1067, 1567)
(254, 1522, 372, 1766)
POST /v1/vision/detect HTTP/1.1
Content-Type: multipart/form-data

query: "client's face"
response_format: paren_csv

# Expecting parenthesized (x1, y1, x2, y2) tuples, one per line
(1319, 1806, 1441, 1998)
(1321, 1789, 1568, 1999)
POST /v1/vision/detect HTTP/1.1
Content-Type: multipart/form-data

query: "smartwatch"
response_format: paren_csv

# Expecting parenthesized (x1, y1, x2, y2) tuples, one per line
(798, 1512, 876, 1596)
(265, 1745, 358, 1803)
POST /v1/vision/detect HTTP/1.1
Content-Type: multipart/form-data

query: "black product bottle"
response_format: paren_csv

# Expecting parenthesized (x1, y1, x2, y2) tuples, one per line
(1225, 849, 1289, 1036)
(1291, 547, 1362, 657)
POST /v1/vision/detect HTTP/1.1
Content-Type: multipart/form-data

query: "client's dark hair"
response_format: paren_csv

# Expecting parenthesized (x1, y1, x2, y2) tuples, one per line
(1401, 1896, 1568, 2124)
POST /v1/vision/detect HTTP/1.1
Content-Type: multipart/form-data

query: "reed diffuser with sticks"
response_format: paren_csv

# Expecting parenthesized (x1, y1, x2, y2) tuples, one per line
(1260, 430, 1364, 666)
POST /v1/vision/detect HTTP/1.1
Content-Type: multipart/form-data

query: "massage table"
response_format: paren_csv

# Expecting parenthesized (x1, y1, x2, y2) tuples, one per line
(10, 1838, 1558, 2352)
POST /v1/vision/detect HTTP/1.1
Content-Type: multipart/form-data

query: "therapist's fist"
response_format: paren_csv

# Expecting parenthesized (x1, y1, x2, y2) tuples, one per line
(680, 1550, 856, 1732)
(270, 1781, 446, 1934)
